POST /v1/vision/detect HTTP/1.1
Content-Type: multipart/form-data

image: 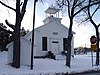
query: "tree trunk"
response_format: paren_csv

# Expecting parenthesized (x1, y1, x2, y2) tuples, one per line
(12, 0, 21, 68)
(66, 18, 73, 67)
(96, 27, 99, 66)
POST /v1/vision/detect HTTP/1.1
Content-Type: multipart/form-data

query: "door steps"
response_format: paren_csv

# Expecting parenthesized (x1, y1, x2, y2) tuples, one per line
(55, 55, 66, 60)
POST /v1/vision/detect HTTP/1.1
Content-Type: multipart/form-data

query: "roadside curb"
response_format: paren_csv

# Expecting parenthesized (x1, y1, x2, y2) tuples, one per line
(64, 70, 100, 75)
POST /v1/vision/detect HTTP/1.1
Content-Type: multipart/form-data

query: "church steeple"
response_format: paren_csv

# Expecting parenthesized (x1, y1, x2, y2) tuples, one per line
(43, 7, 62, 24)
(45, 7, 60, 18)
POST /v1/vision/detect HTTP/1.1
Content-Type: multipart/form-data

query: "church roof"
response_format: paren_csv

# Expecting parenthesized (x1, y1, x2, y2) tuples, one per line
(45, 7, 60, 14)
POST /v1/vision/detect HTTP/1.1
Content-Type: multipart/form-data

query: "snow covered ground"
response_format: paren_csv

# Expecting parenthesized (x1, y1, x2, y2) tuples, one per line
(0, 51, 100, 75)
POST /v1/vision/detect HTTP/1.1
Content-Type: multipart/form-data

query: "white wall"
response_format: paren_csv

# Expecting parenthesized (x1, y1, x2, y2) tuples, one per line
(34, 21, 74, 56)
(7, 37, 32, 66)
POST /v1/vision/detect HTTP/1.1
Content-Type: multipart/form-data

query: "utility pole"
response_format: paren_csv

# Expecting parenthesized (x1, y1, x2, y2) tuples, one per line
(31, 0, 38, 70)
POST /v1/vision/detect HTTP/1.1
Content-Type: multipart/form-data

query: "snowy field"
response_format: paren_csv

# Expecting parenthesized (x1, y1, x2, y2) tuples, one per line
(0, 51, 100, 75)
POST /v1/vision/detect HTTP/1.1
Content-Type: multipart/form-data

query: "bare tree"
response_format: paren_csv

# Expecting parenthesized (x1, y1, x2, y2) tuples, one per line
(56, 0, 100, 67)
(87, 0, 100, 66)
(0, 0, 28, 68)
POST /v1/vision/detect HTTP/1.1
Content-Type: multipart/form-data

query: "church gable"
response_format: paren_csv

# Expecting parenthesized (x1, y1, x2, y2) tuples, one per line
(35, 21, 68, 37)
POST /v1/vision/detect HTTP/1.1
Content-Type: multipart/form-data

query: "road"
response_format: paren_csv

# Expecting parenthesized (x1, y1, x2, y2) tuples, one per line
(75, 72, 100, 75)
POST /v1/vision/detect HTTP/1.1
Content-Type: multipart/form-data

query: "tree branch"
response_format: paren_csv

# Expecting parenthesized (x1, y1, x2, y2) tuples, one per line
(78, 17, 89, 25)
(5, 19, 15, 30)
(73, 1, 100, 17)
(20, 0, 28, 22)
(88, 0, 97, 28)
(91, 5, 100, 17)
(74, 0, 85, 8)
(70, 0, 77, 19)
(0, 1, 16, 12)
(67, 0, 71, 18)
(98, 23, 100, 27)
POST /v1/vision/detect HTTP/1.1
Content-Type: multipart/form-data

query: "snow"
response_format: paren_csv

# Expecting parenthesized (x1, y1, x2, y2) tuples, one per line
(0, 51, 100, 75)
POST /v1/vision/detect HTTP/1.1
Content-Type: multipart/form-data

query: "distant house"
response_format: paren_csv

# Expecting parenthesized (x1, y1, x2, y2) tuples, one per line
(24, 7, 75, 59)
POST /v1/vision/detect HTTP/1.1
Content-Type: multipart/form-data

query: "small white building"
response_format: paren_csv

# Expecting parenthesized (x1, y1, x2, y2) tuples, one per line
(7, 37, 32, 66)
(25, 7, 75, 59)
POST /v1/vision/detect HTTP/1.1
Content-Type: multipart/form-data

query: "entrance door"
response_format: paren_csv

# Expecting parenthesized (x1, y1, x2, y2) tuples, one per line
(51, 41, 60, 55)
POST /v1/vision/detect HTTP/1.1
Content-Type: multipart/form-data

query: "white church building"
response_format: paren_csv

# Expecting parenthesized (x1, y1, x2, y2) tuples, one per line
(7, 7, 75, 66)
(25, 7, 75, 58)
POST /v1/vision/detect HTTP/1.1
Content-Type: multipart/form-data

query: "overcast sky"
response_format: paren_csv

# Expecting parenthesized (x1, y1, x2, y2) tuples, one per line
(0, 0, 98, 48)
